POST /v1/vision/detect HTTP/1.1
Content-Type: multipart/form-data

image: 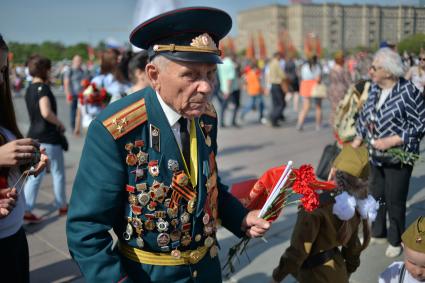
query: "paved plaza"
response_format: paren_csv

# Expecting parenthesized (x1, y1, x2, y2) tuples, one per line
(13, 91, 425, 283)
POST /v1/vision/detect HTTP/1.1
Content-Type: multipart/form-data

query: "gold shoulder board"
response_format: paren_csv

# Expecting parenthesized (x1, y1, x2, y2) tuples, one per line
(102, 99, 147, 140)
(203, 102, 217, 118)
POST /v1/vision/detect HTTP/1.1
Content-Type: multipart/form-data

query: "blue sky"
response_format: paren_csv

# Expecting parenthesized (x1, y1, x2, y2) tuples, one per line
(0, 0, 419, 46)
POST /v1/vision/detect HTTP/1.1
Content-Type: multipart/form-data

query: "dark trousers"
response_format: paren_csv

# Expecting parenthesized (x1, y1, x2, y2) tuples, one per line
(269, 84, 286, 125)
(70, 97, 78, 131)
(220, 90, 240, 126)
(369, 163, 413, 246)
(0, 227, 30, 283)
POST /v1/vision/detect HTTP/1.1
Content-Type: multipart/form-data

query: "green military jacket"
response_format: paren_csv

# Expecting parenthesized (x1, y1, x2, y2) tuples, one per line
(66, 87, 248, 283)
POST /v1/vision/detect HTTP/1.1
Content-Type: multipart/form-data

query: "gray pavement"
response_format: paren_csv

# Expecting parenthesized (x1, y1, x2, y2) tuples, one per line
(12, 90, 425, 283)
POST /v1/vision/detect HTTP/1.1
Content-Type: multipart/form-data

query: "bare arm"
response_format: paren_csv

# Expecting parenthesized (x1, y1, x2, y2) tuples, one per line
(39, 96, 65, 132)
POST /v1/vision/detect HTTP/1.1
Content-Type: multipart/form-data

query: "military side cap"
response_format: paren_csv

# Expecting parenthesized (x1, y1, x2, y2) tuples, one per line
(402, 216, 425, 253)
(333, 144, 369, 179)
(130, 7, 232, 64)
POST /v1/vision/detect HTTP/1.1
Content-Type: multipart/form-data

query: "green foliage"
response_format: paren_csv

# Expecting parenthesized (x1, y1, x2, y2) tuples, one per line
(7, 41, 92, 64)
(397, 33, 425, 54)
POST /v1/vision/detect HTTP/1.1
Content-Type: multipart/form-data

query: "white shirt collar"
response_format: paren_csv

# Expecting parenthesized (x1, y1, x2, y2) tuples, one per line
(156, 91, 181, 127)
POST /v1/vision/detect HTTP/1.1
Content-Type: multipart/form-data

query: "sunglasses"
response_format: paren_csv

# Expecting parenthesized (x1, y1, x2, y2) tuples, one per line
(420, 58, 425, 61)
(369, 65, 382, 72)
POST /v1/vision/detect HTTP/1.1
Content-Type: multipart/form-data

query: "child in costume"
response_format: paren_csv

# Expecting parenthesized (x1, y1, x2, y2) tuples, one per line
(379, 216, 425, 282)
(271, 145, 378, 283)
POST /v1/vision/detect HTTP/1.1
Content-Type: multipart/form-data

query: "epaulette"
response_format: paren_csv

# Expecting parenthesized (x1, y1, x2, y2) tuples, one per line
(102, 98, 147, 140)
(203, 102, 217, 118)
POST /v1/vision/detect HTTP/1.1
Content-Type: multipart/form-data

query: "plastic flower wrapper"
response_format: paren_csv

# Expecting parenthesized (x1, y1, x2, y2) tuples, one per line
(78, 79, 111, 107)
(223, 163, 335, 275)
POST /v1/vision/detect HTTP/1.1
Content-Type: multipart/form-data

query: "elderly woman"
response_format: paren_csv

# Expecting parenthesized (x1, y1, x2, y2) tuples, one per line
(352, 48, 425, 258)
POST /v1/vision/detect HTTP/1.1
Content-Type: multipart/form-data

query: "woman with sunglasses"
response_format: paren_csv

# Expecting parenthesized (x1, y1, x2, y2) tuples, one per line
(405, 51, 425, 94)
(352, 48, 425, 258)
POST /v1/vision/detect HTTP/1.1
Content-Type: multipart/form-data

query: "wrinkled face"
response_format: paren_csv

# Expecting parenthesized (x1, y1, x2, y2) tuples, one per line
(148, 58, 217, 118)
(0, 50, 7, 87)
(368, 58, 390, 85)
(404, 245, 425, 281)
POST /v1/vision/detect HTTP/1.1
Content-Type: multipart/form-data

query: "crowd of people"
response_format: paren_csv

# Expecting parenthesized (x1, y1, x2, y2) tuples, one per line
(1, 6, 425, 283)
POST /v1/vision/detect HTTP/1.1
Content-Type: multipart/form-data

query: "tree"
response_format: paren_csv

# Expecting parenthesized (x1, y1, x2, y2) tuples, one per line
(397, 34, 425, 55)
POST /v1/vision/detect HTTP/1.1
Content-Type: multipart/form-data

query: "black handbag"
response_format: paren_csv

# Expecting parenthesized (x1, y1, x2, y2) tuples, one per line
(316, 143, 341, 180)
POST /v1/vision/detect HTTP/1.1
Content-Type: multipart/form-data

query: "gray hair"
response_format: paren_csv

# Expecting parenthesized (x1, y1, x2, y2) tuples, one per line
(374, 48, 405, 78)
(150, 55, 170, 71)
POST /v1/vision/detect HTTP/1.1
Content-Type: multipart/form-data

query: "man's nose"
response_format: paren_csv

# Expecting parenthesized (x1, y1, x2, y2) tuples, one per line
(197, 79, 212, 94)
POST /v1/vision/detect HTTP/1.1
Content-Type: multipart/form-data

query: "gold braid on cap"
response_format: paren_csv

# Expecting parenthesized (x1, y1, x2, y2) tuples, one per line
(152, 33, 221, 55)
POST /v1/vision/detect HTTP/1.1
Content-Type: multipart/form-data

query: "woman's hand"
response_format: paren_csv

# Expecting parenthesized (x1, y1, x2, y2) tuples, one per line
(351, 137, 362, 148)
(29, 148, 49, 177)
(372, 135, 403, 151)
(0, 139, 39, 167)
(0, 187, 17, 218)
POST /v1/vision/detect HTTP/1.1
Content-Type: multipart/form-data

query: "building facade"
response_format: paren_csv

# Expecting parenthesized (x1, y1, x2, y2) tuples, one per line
(237, 3, 425, 57)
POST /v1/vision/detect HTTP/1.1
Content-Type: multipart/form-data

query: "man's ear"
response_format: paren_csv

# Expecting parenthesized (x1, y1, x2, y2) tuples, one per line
(146, 63, 160, 91)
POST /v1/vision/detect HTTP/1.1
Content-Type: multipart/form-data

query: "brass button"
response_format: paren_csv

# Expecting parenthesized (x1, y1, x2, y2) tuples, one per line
(192, 270, 198, 278)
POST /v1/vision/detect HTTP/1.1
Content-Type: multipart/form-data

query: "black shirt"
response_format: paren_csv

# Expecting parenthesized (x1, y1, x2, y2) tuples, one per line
(25, 82, 61, 144)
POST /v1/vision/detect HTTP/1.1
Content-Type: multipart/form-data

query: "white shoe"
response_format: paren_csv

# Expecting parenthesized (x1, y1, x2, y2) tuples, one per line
(385, 244, 402, 258)
(370, 237, 387, 245)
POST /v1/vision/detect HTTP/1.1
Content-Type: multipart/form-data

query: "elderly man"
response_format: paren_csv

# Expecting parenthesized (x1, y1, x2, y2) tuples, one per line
(66, 7, 270, 283)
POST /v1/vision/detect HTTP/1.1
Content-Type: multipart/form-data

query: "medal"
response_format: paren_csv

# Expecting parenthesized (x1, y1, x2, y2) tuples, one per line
(131, 218, 143, 230)
(145, 219, 155, 231)
(123, 223, 133, 241)
(131, 205, 142, 215)
(181, 233, 192, 246)
(170, 218, 179, 228)
(137, 151, 148, 165)
(148, 160, 160, 177)
(147, 201, 157, 211)
(137, 192, 150, 206)
(202, 213, 210, 225)
(170, 229, 182, 242)
(150, 124, 160, 152)
(130, 167, 145, 181)
(171, 249, 181, 259)
(156, 218, 169, 232)
(128, 194, 138, 205)
(167, 159, 179, 172)
(167, 207, 178, 219)
(157, 233, 170, 247)
(136, 183, 147, 192)
(180, 212, 190, 224)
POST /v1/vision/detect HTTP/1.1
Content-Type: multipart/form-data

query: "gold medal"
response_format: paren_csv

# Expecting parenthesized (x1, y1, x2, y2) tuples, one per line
(128, 194, 138, 205)
(126, 153, 138, 166)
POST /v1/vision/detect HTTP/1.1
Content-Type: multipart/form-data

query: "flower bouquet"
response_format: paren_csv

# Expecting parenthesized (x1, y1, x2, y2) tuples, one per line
(78, 79, 111, 107)
(223, 162, 335, 275)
